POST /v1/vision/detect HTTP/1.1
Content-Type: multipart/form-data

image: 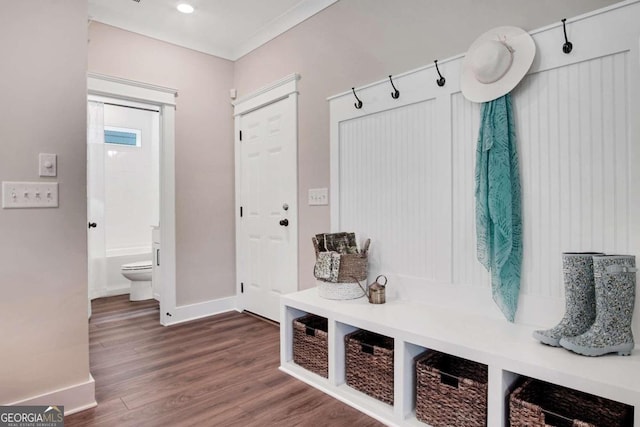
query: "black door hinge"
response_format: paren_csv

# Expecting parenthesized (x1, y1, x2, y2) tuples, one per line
(239, 130, 242, 141)
(241, 282, 244, 293)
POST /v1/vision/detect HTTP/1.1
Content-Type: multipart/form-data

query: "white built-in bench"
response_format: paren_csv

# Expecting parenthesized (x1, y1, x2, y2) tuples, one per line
(280, 289, 640, 427)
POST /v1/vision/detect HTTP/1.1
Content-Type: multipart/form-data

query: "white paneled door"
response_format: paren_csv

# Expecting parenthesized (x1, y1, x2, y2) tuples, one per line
(235, 76, 299, 322)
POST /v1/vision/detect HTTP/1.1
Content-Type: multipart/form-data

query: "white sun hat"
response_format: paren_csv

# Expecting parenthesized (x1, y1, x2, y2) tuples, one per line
(460, 26, 536, 103)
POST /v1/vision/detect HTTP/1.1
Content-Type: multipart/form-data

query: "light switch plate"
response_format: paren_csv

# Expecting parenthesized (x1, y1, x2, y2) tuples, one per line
(39, 153, 57, 177)
(2, 181, 59, 208)
(308, 187, 329, 206)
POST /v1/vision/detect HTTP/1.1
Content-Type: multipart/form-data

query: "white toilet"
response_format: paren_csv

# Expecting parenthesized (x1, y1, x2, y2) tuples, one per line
(121, 261, 153, 301)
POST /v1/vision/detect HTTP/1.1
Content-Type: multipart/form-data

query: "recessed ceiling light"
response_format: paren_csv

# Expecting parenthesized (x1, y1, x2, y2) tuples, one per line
(177, 3, 194, 14)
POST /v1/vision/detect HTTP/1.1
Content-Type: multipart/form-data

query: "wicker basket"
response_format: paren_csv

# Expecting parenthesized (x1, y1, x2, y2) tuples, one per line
(292, 314, 328, 378)
(509, 378, 633, 427)
(312, 237, 370, 283)
(415, 351, 488, 427)
(345, 329, 394, 405)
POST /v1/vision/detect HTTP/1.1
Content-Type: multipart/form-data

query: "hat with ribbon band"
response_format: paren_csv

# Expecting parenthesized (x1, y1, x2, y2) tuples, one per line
(461, 26, 536, 103)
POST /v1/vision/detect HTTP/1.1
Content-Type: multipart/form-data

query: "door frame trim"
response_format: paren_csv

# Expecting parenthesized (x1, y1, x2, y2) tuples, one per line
(233, 73, 300, 313)
(88, 73, 177, 326)
(233, 73, 300, 116)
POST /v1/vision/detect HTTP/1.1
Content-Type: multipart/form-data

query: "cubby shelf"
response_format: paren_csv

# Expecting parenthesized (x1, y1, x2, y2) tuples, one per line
(280, 289, 640, 426)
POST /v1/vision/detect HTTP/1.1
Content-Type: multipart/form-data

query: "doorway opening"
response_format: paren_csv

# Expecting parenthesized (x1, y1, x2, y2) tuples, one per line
(88, 73, 177, 325)
(87, 98, 160, 302)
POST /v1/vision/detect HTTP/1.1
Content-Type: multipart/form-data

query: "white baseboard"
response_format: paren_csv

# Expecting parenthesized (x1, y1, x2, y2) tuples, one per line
(8, 375, 96, 416)
(164, 296, 237, 326)
(90, 286, 130, 300)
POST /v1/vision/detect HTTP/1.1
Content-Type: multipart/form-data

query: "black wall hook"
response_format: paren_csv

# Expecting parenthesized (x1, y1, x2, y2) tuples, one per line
(434, 60, 446, 87)
(561, 18, 573, 54)
(388, 75, 400, 99)
(352, 87, 363, 109)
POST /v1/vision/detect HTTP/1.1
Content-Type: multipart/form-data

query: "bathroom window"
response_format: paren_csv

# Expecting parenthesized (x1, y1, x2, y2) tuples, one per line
(104, 126, 141, 147)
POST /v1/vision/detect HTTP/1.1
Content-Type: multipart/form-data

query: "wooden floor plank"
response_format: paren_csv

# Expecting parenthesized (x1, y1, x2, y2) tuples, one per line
(65, 296, 383, 426)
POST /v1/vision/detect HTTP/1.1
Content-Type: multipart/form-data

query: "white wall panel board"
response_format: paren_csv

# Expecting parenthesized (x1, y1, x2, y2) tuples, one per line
(330, 1, 640, 328)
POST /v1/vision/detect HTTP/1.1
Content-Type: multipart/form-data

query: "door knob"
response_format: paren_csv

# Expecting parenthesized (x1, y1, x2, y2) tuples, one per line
(279, 219, 289, 227)
(88, 222, 97, 229)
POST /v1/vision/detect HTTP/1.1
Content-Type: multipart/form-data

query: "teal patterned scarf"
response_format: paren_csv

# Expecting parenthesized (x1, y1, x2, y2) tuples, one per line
(475, 93, 522, 322)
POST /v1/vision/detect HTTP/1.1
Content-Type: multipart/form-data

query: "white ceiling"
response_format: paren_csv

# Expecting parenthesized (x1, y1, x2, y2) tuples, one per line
(88, 0, 338, 61)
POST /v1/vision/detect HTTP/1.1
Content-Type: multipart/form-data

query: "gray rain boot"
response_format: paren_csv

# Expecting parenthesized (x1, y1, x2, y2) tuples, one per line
(532, 252, 602, 346)
(560, 255, 637, 356)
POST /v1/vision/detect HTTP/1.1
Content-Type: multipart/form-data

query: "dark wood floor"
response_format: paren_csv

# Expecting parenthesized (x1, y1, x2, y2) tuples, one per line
(65, 295, 382, 426)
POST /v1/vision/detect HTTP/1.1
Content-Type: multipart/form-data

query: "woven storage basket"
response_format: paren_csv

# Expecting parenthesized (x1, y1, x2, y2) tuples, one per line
(510, 378, 633, 427)
(316, 279, 364, 300)
(415, 351, 488, 427)
(345, 329, 394, 405)
(312, 237, 370, 283)
(292, 314, 328, 378)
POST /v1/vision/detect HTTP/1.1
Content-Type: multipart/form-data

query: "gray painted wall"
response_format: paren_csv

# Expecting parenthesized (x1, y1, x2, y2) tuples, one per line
(0, 0, 90, 404)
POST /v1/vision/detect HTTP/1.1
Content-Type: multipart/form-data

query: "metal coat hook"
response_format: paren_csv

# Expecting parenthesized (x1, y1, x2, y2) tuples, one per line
(388, 75, 400, 99)
(561, 18, 573, 54)
(352, 87, 363, 109)
(434, 60, 446, 87)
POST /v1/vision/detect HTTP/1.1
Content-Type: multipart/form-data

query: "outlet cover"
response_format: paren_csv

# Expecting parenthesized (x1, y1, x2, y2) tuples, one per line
(308, 187, 328, 206)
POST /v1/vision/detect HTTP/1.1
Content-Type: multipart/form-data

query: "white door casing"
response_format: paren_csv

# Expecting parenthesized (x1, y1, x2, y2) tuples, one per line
(234, 74, 300, 322)
(87, 101, 107, 303)
(87, 73, 177, 326)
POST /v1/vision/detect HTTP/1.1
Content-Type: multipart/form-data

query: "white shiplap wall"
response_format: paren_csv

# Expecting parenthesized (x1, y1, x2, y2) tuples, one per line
(329, 1, 640, 327)
(514, 52, 631, 298)
(339, 101, 443, 283)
